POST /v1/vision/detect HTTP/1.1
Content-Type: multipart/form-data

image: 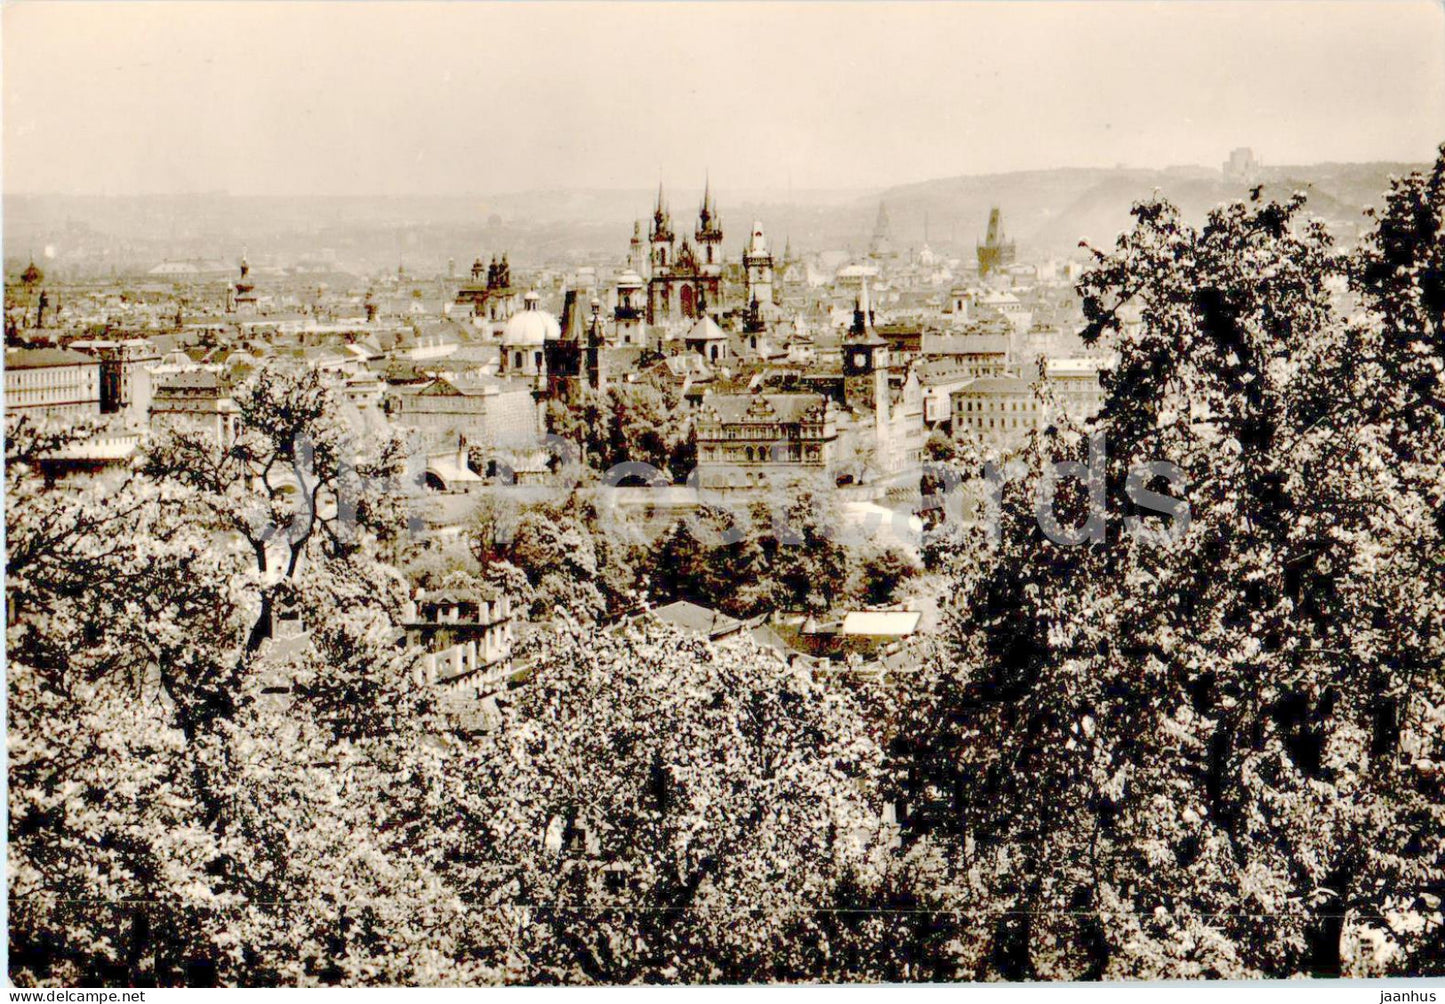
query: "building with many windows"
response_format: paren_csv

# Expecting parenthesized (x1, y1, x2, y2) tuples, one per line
(150, 369, 239, 447)
(694, 392, 839, 491)
(1042, 358, 1108, 413)
(403, 587, 516, 698)
(949, 357, 1108, 452)
(4, 346, 102, 424)
(950, 374, 1035, 450)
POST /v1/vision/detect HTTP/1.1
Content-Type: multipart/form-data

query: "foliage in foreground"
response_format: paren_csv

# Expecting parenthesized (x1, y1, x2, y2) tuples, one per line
(7, 149, 1445, 984)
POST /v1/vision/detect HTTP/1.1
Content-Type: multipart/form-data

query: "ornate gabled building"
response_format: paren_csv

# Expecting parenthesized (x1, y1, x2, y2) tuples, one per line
(642, 179, 724, 324)
(694, 391, 839, 492)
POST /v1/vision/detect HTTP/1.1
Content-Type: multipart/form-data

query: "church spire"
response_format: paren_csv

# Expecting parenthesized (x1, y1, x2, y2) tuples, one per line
(702, 170, 717, 218)
(850, 277, 878, 340)
(695, 173, 722, 258)
(652, 178, 674, 244)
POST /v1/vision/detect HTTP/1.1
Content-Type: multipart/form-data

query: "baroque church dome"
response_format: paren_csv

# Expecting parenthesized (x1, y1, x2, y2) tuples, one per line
(502, 291, 560, 346)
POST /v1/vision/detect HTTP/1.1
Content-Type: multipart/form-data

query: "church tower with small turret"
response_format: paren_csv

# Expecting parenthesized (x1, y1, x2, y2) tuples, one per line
(695, 175, 724, 274)
(230, 252, 258, 315)
(629, 220, 647, 277)
(743, 220, 775, 310)
(843, 279, 889, 416)
(649, 182, 674, 272)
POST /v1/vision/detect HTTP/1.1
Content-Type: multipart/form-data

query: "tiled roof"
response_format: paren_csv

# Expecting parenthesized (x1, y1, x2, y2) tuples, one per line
(154, 369, 230, 391)
(698, 392, 829, 425)
(5, 347, 95, 369)
(953, 375, 1032, 394)
(647, 600, 743, 639)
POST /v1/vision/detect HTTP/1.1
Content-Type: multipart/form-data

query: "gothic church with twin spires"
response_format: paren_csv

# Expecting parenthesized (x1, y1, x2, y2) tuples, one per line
(629, 179, 725, 324)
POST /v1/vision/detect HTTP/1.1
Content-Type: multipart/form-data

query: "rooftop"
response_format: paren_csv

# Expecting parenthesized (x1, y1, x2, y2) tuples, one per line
(646, 600, 744, 640)
(5, 346, 95, 370)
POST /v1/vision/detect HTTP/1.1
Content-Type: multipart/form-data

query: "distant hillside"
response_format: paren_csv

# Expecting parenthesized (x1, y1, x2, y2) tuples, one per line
(5, 161, 1430, 279)
(868, 161, 1429, 258)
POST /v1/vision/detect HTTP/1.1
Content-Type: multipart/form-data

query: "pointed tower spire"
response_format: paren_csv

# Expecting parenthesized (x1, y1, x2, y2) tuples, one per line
(702, 170, 718, 218)
(850, 277, 878, 340)
(695, 172, 722, 261)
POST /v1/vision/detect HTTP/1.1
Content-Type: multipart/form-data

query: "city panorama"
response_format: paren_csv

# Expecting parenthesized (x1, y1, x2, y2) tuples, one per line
(5, 0, 1445, 990)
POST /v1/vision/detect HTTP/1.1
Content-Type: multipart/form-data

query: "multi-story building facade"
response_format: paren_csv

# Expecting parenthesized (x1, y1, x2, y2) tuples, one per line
(1041, 356, 1109, 425)
(920, 331, 1012, 378)
(950, 374, 1034, 451)
(404, 587, 516, 698)
(695, 392, 839, 491)
(150, 369, 239, 447)
(916, 359, 980, 428)
(390, 373, 540, 449)
(4, 347, 102, 424)
(950, 358, 1108, 452)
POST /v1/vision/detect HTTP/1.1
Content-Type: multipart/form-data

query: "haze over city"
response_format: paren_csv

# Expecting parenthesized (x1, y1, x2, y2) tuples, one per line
(5, 0, 1443, 198)
(9, 0, 1445, 993)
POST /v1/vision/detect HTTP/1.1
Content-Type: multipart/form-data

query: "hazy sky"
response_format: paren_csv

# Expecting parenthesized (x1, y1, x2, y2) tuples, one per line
(5, 1, 1442, 196)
